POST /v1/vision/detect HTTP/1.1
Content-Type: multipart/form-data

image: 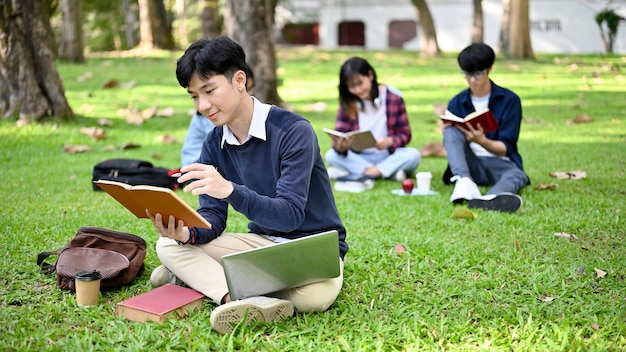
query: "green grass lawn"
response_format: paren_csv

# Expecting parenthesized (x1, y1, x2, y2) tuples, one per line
(1, 47, 625, 351)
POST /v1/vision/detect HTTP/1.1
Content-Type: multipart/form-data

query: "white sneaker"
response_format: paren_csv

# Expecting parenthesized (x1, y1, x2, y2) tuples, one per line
(334, 179, 375, 193)
(210, 296, 294, 334)
(468, 192, 523, 213)
(149, 265, 186, 288)
(394, 170, 407, 182)
(449, 176, 481, 204)
(326, 166, 349, 180)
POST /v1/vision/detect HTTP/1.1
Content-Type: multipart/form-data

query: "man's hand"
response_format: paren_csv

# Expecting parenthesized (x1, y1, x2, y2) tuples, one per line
(179, 163, 234, 199)
(146, 209, 189, 242)
(456, 123, 486, 144)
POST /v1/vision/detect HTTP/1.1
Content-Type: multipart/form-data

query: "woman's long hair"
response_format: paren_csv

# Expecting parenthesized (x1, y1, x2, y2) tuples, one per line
(338, 57, 379, 119)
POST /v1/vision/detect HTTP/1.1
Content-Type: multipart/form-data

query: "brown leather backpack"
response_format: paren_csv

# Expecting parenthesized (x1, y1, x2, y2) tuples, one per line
(38, 227, 147, 291)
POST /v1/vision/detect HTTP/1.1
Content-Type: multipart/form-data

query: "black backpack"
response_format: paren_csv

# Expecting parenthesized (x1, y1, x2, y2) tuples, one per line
(92, 158, 177, 191)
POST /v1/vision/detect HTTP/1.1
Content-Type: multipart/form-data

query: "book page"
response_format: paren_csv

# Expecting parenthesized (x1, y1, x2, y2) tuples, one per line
(94, 180, 212, 229)
(322, 128, 347, 138)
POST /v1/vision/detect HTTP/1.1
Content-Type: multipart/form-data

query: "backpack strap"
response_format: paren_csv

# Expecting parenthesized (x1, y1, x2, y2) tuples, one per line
(36, 250, 61, 274)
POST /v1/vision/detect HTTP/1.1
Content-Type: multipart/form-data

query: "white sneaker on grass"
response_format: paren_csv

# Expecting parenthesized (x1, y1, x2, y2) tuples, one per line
(149, 265, 186, 288)
(333, 179, 374, 193)
(468, 192, 523, 213)
(449, 176, 481, 204)
(210, 296, 294, 334)
(394, 170, 407, 182)
(326, 166, 349, 180)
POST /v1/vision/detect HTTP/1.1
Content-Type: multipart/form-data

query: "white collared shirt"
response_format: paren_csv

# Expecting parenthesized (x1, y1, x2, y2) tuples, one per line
(221, 96, 272, 148)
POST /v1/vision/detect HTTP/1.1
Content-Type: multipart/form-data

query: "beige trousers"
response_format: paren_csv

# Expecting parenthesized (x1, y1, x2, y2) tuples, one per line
(155, 233, 344, 312)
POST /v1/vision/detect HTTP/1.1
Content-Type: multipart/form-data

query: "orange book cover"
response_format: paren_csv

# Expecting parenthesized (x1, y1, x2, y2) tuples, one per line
(93, 180, 212, 229)
(440, 108, 499, 134)
(116, 284, 205, 323)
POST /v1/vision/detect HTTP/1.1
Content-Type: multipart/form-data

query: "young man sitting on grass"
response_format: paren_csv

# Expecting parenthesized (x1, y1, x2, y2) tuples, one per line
(441, 43, 530, 212)
(145, 36, 348, 334)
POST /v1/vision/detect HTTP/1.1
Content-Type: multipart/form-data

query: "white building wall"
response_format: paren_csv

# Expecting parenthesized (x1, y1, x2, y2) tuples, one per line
(308, 0, 626, 53)
(319, 5, 420, 50)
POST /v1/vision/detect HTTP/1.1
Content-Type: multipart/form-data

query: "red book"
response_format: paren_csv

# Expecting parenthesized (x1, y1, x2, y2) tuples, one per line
(116, 284, 204, 323)
(440, 108, 499, 134)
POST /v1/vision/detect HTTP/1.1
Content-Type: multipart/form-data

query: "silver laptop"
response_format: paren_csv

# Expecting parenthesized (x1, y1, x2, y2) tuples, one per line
(222, 230, 341, 300)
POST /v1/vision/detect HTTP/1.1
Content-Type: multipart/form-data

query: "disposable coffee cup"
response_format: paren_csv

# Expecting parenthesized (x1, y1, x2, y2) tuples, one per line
(416, 171, 432, 193)
(75, 270, 102, 306)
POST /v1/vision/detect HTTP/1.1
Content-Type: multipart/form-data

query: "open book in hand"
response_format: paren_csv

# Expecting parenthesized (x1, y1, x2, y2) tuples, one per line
(322, 128, 377, 152)
(440, 108, 499, 134)
(94, 180, 212, 229)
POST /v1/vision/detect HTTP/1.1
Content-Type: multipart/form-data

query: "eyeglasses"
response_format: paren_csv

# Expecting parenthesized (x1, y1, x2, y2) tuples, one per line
(461, 69, 489, 79)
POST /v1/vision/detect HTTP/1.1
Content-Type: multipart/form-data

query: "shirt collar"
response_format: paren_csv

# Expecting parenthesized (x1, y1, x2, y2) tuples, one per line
(221, 96, 271, 148)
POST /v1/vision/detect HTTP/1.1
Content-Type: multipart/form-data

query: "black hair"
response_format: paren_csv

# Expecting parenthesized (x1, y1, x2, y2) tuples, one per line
(175, 36, 248, 88)
(338, 57, 379, 117)
(457, 43, 495, 72)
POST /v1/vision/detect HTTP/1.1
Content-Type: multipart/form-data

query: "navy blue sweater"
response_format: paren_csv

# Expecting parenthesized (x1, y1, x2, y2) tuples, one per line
(191, 106, 348, 259)
(446, 80, 525, 171)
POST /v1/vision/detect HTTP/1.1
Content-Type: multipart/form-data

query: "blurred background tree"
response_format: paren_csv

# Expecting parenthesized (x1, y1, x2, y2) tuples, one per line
(595, 8, 625, 54)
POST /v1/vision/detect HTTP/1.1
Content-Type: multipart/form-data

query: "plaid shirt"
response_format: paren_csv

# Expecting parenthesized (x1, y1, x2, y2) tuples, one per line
(333, 85, 412, 154)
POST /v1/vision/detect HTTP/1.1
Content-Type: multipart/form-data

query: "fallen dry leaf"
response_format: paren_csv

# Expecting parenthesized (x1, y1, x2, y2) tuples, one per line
(433, 102, 446, 116)
(554, 232, 578, 240)
(97, 118, 113, 126)
(566, 114, 593, 125)
(155, 133, 180, 144)
(102, 79, 120, 88)
(395, 243, 406, 254)
(151, 153, 162, 160)
(591, 323, 600, 331)
(76, 72, 93, 82)
(63, 144, 91, 153)
(120, 142, 141, 150)
(306, 102, 328, 112)
(420, 141, 447, 158)
(102, 145, 117, 151)
(80, 127, 107, 140)
(120, 80, 137, 88)
(594, 268, 607, 278)
(549, 171, 571, 179)
(549, 170, 586, 180)
(141, 105, 159, 120)
(523, 116, 545, 125)
(534, 183, 558, 190)
(538, 295, 555, 302)
(157, 107, 175, 117)
(451, 207, 477, 220)
(125, 110, 145, 125)
(568, 170, 586, 179)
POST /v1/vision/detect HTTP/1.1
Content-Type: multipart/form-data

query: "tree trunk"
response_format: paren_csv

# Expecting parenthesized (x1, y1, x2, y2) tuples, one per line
(59, 0, 84, 63)
(0, 0, 73, 122)
(498, 0, 511, 52)
(224, 0, 284, 107)
(471, 0, 484, 43)
(138, 0, 175, 49)
(200, 0, 222, 38)
(122, 0, 136, 48)
(507, 0, 534, 58)
(176, 0, 188, 47)
(410, 0, 441, 57)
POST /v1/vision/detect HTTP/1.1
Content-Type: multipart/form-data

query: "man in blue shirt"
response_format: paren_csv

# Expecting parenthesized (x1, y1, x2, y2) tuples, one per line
(147, 37, 348, 334)
(442, 43, 530, 212)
